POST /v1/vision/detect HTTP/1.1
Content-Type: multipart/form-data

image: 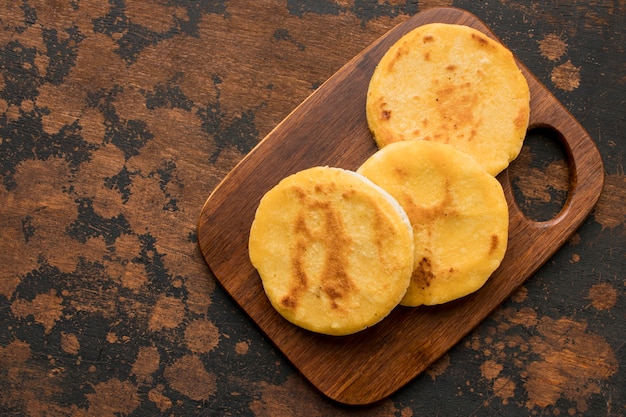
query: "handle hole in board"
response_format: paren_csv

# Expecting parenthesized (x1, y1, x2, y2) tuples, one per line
(507, 126, 570, 223)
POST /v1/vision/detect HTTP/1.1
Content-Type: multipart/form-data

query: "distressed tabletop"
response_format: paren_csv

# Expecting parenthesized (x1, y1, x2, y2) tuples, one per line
(1, 1, 624, 416)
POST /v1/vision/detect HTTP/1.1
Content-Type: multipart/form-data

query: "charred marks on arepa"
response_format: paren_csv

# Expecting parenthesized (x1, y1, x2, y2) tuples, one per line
(470, 32, 495, 49)
(412, 257, 435, 290)
(514, 106, 529, 130)
(283, 215, 311, 310)
(374, 97, 392, 122)
(386, 41, 410, 73)
(421, 34, 435, 61)
(489, 235, 499, 255)
(432, 81, 480, 142)
(399, 177, 456, 226)
(285, 183, 356, 311)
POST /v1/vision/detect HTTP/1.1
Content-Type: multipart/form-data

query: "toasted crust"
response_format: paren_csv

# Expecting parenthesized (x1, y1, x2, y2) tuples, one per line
(248, 166, 414, 335)
(358, 141, 509, 306)
(366, 23, 530, 176)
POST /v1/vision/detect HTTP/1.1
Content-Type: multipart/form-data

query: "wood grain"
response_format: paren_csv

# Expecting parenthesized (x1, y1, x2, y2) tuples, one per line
(196, 7, 604, 405)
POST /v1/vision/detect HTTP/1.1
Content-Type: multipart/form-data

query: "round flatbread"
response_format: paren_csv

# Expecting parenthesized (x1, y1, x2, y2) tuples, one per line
(366, 23, 530, 176)
(249, 166, 414, 335)
(357, 140, 509, 306)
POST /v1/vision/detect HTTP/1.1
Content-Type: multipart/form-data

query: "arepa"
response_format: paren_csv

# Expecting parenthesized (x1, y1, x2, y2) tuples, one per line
(357, 140, 508, 306)
(248, 166, 414, 335)
(366, 23, 530, 176)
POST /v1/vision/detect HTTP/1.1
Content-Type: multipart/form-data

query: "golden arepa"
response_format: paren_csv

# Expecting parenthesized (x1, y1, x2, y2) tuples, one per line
(248, 166, 414, 335)
(357, 141, 509, 306)
(366, 23, 530, 176)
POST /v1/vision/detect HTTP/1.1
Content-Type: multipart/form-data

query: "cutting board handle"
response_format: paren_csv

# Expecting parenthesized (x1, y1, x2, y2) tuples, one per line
(502, 80, 604, 238)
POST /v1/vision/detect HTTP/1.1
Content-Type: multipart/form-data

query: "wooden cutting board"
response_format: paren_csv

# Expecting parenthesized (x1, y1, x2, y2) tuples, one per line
(197, 7, 604, 405)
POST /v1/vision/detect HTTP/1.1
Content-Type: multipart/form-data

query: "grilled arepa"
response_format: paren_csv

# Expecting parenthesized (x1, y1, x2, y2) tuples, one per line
(366, 23, 530, 176)
(249, 166, 414, 335)
(358, 140, 508, 306)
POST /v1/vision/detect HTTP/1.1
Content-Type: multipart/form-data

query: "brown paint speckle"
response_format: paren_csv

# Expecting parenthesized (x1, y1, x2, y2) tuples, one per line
(426, 354, 450, 381)
(164, 355, 216, 401)
(131, 346, 161, 383)
(492, 377, 516, 404)
(470, 309, 618, 414)
(0, 339, 69, 415)
(185, 271, 215, 315)
(60, 332, 80, 355)
(400, 406, 414, 417)
(480, 359, 503, 380)
(85, 379, 140, 417)
(510, 286, 529, 303)
(120, 261, 148, 291)
(594, 173, 626, 229)
(235, 341, 249, 355)
(0, 339, 31, 368)
(185, 318, 220, 354)
(148, 295, 185, 331)
(587, 282, 618, 310)
(551, 60, 580, 91)
(11, 290, 64, 334)
(538, 34, 568, 61)
(125, 1, 185, 33)
(148, 386, 173, 412)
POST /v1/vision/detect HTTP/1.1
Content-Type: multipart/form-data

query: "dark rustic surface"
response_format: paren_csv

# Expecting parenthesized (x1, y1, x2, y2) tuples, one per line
(0, 1, 623, 416)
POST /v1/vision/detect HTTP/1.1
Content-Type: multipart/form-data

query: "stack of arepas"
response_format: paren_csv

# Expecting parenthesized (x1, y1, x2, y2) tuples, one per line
(249, 23, 530, 336)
